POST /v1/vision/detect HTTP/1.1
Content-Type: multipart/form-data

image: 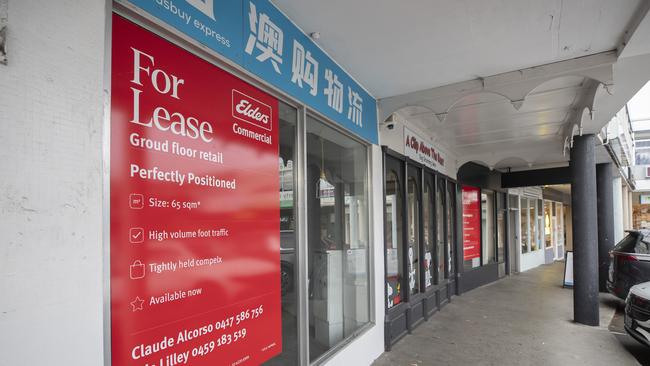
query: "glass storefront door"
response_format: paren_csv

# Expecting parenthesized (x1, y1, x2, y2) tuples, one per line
(436, 176, 447, 282)
(423, 173, 435, 289)
(446, 181, 456, 279)
(407, 166, 421, 295)
(306, 116, 371, 361)
(267, 102, 299, 365)
(508, 195, 520, 274)
(385, 156, 405, 308)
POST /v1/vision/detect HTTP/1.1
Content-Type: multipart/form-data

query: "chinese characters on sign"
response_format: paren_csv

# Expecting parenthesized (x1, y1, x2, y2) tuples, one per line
(124, 0, 378, 144)
(348, 88, 363, 126)
(324, 69, 344, 113)
(245, 2, 283, 73)
(110, 16, 282, 366)
(291, 40, 318, 96)
(243, 1, 367, 129)
(187, 0, 215, 19)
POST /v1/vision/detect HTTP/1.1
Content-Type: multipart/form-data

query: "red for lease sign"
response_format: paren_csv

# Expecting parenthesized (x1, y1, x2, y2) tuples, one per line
(110, 15, 281, 366)
(462, 186, 481, 261)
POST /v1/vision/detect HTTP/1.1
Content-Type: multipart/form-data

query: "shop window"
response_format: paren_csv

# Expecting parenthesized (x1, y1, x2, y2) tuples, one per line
(481, 191, 496, 264)
(530, 199, 538, 251)
(462, 186, 481, 270)
(521, 199, 529, 253)
(423, 176, 434, 288)
(497, 192, 506, 263)
(544, 201, 553, 249)
(407, 170, 421, 295)
(446, 182, 455, 276)
(436, 177, 446, 282)
(268, 102, 298, 366)
(306, 116, 370, 361)
(555, 203, 564, 249)
(385, 165, 404, 308)
(536, 200, 543, 251)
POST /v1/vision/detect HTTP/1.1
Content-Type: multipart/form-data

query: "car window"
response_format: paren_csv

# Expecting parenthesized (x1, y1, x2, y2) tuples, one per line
(639, 240, 650, 254)
(613, 234, 639, 253)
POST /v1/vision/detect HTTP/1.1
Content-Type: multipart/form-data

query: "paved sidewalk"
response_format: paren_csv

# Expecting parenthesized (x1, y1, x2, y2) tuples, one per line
(373, 262, 644, 366)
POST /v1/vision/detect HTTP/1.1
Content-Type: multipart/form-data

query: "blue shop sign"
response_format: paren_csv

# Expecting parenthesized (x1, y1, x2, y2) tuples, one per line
(122, 0, 379, 144)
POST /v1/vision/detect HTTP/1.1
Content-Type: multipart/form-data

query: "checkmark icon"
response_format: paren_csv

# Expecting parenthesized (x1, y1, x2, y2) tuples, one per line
(129, 228, 145, 244)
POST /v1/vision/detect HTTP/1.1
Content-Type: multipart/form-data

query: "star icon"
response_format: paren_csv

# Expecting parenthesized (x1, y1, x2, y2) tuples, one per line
(130, 296, 145, 312)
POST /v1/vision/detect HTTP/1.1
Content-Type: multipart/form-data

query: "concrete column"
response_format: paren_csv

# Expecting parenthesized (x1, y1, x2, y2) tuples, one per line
(597, 163, 614, 292)
(612, 177, 624, 242)
(570, 134, 599, 326)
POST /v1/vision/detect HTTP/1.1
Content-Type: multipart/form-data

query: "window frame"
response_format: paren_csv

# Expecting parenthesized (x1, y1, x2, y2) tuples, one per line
(305, 113, 374, 364)
(382, 148, 458, 310)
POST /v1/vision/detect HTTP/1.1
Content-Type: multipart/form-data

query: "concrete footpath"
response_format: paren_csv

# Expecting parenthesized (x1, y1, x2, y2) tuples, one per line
(373, 262, 648, 366)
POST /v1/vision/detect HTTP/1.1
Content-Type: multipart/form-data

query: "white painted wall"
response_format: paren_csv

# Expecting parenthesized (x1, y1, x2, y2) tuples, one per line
(520, 250, 546, 272)
(0, 1, 107, 365)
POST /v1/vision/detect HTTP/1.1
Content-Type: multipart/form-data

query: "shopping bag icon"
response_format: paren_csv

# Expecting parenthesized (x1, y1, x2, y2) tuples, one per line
(130, 260, 145, 279)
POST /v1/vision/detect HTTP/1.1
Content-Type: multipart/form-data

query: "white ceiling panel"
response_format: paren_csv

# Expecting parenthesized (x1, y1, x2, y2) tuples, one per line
(272, 0, 642, 98)
(273, 0, 649, 172)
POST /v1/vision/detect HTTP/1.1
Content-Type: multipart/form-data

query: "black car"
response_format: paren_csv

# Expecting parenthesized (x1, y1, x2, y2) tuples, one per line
(280, 230, 296, 297)
(625, 281, 650, 347)
(607, 230, 650, 300)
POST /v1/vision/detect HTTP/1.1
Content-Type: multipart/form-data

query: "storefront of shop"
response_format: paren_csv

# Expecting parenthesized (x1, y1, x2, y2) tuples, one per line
(378, 114, 461, 348)
(543, 200, 566, 263)
(6, 1, 650, 365)
(503, 187, 569, 273)
(105, 1, 385, 365)
(509, 188, 546, 272)
(454, 163, 509, 293)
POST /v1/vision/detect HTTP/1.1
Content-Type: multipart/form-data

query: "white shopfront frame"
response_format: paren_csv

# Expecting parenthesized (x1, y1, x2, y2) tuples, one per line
(554, 202, 565, 260)
(104, 2, 384, 365)
(509, 188, 545, 272)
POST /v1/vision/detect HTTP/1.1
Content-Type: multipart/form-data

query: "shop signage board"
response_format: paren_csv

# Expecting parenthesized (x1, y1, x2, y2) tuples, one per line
(122, 0, 378, 144)
(462, 186, 481, 262)
(404, 127, 447, 175)
(563, 251, 574, 287)
(110, 15, 282, 366)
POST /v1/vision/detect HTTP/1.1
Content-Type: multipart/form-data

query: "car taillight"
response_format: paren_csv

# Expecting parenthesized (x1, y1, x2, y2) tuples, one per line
(618, 254, 639, 262)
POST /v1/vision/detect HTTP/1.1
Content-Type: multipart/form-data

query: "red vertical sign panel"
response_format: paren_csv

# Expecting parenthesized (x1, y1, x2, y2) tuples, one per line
(110, 15, 281, 365)
(462, 186, 481, 261)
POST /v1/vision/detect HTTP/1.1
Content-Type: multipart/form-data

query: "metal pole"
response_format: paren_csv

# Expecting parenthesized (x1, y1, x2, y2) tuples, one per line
(570, 134, 599, 326)
(597, 163, 614, 292)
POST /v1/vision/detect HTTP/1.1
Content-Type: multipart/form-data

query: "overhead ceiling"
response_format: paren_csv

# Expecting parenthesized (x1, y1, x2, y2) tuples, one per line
(396, 75, 592, 169)
(273, 0, 650, 172)
(273, 0, 642, 98)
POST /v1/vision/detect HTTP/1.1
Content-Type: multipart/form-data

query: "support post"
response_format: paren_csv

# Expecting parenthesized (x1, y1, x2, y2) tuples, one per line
(597, 163, 615, 292)
(612, 176, 624, 243)
(570, 134, 599, 326)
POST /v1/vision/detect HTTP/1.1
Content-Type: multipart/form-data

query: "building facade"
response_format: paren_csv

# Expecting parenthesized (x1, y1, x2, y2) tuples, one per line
(3, 1, 650, 366)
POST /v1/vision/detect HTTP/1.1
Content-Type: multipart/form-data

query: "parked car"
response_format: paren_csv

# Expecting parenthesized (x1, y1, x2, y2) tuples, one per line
(607, 230, 650, 300)
(280, 230, 296, 297)
(625, 281, 650, 347)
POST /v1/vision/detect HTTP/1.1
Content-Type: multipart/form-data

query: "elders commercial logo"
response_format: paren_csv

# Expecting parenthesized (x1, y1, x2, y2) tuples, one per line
(232, 89, 273, 131)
